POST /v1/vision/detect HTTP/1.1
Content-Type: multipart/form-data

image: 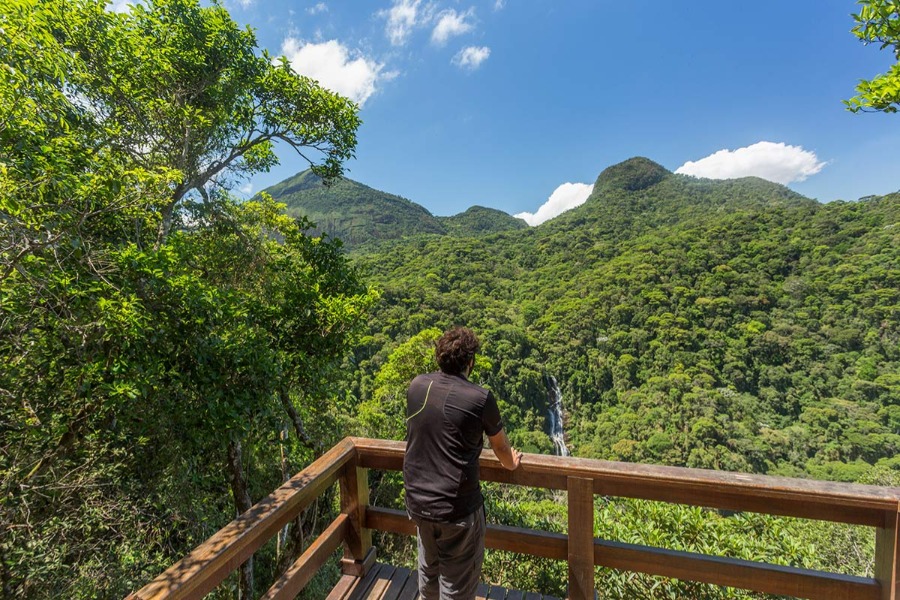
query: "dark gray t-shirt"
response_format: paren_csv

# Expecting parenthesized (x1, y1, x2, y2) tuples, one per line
(403, 371, 503, 522)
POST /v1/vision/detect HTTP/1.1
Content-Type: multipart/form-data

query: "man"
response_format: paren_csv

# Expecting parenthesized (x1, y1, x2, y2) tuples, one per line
(403, 327, 522, 600)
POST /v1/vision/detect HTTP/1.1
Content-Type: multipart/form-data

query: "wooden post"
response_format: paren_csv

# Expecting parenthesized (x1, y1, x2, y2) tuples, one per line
(568, 476, 595, 600)
(339, 459, 374, 576)
(875, 505, 899, 600)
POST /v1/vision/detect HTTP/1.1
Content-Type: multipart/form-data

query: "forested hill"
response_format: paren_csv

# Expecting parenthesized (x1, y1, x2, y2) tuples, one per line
(546, 157, 814, 240)
(438, 205, 529, 236)
(261, 170, 526, 249)
(347, 157, 900, 483)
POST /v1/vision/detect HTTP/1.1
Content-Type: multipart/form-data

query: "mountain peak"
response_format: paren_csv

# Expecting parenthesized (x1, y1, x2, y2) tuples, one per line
(439, 206, 528, 235)
(594, 157, 671, 193)
(260, 170, 526, 250)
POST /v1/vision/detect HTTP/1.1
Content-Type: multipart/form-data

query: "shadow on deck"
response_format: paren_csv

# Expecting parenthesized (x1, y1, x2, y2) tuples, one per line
(327, 563, 560, 600)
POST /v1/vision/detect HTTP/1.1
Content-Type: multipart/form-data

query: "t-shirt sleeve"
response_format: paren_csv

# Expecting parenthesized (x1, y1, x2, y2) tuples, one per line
(482, 390, 503, 437)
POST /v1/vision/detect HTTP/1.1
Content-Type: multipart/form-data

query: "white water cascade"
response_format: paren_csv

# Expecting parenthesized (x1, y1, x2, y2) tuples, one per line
(546, 376, 569, 457)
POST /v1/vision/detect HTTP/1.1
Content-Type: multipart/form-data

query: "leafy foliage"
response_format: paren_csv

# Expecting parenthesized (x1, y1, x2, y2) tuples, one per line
(845, 0, 900, 113)
(51, 0, 360, 244)
(0, 1, 371, 597)
(347, 163, 899, 481)
(2, 0, 898, 596)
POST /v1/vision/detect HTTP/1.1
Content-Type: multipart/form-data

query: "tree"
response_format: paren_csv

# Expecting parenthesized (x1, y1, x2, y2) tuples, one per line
(357, 328, 441, 440)
(1, 0, 371, 597)
(54, 0, 360, 245)
(845, 0, 900, 113)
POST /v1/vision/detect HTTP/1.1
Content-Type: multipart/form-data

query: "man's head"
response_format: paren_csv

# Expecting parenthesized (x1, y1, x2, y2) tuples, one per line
(435, 327, 480, 375)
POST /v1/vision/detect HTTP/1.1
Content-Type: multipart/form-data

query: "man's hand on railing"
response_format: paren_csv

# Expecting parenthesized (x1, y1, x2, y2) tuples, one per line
(488, 429, 522, 470)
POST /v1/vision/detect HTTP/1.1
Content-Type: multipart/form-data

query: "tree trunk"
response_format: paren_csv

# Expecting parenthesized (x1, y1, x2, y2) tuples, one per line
(279, 387, 317, 453)
(154, 200, 176, 249)
(227, 437, 254, 599)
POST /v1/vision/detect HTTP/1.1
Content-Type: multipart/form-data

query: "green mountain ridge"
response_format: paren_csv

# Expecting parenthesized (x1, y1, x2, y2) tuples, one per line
(262, 157, 813, 254)
(261, 170, 527, 249)
(549, 157, 815, 240)
(438, 205, 529, 235)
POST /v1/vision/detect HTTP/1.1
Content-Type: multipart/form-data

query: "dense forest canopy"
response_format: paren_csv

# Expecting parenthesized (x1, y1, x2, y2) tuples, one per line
(276, 155, 900, 597)
(1, 0, 371, 597)
(845, 0, 900, 113)
(1, 0, 899, 598)
(342, 157, 900, 481)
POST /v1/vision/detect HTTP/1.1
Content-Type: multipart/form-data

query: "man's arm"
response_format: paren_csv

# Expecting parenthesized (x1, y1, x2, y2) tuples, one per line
(488, 429, 522, 471)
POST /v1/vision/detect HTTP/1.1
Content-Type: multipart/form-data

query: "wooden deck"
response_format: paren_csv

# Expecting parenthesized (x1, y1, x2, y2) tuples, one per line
(326, 563, 561, 600)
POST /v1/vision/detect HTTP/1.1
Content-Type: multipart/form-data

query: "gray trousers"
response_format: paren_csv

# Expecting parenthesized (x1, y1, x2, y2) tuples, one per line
(413, 505, 486, 600)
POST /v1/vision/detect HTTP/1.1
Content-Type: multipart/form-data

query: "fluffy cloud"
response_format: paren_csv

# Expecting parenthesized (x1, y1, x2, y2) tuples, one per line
(107, 0, 134, 12)
(307, 2, 327, 14)
(431, 9, 474, 46)
(382, 0, 429, 46)
(281, 38, 384, 106)
(494, 0, 505, 10)
(452, 46, 491, 70)
(515, 182, 594, 226)
(675, 141, 826, 185)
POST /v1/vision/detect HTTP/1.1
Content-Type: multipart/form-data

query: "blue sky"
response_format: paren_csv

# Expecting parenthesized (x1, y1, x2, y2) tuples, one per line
(171, 1, 900, 223)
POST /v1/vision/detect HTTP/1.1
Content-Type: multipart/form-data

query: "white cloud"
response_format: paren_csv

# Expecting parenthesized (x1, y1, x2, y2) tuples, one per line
(239, 183, 254, 196)
(281, 38, 384, 106)
(431, 9, 474, 46)
(452, 46, 491, 70)
(107, 0, 134, 12)
(494, 0, 506, 10)
(675, 141, 826, 185)
(382, 0, 430, 46)
(515, 182, 594, 226)
(307, 2, 327, 14)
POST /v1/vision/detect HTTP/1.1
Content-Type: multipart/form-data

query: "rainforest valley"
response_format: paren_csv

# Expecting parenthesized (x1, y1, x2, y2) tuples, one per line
(328, 157, 900, 482)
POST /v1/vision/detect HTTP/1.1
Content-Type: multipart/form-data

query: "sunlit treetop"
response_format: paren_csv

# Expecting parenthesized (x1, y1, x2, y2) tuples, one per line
(845, 0, 900, 113)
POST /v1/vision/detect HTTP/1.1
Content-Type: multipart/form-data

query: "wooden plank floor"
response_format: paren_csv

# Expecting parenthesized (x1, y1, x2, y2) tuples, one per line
(325, 563, 562, 600)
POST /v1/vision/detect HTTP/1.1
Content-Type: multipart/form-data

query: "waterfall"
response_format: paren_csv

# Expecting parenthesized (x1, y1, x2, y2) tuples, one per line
(546, 376, 569, 457)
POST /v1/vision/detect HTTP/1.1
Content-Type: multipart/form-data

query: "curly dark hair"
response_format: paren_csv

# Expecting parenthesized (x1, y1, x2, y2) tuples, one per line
(435, 327, 480, 375)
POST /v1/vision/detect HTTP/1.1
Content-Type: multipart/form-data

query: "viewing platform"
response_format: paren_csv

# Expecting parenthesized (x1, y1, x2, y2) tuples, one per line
(128, 437, 900, 600)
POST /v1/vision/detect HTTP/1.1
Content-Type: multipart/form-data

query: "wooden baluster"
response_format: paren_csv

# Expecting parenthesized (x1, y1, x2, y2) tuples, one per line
(876, 504, 899, 600)
(568, 476, 595, 600)
(339, 459, 375, 576)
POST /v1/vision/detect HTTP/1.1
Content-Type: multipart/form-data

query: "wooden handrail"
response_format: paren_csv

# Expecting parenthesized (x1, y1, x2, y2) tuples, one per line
(351, 438, 900, 526)
(127, 437, 900, 600)
(258, 514, 349, 600)
(364, 506, 879, 598)
(351, 437, 900, 600)
(127, 438, 355, 600)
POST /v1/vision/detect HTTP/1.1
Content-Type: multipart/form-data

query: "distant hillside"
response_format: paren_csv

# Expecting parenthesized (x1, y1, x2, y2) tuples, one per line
(260, 170, 526, 249)
(261, 170, 445, 248)
(438, 206, 528, 235)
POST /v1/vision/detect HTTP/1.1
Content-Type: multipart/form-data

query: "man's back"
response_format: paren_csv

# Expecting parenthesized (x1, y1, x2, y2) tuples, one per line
(402, 327, 520, 600)
(403, 371, 503, 522)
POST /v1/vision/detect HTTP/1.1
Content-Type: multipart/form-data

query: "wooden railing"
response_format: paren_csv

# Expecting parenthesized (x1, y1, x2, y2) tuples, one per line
(129, 437, 900, 600)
